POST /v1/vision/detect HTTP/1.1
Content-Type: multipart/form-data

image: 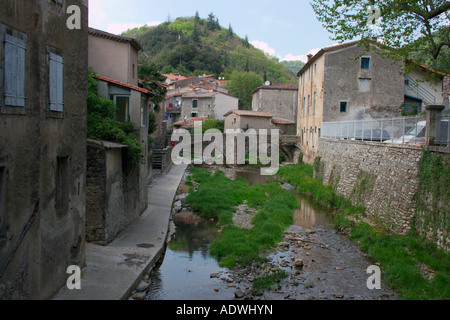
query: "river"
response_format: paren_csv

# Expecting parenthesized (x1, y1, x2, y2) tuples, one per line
(145, 166, 397, 300)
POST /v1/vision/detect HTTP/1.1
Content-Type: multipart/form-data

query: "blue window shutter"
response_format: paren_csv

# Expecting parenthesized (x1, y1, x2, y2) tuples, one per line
(4, 34, 26, 107)
(49, 52, 64, 112)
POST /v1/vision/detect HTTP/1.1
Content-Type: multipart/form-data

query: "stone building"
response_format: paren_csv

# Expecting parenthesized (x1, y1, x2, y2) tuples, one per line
(297, 41, 447, 163)
(180, 91, 239, 121)
(224, 110, 273, 131)
(0, 0, 88, 299)
(251, 82, 298, 124)
(87, 28, 151, 244)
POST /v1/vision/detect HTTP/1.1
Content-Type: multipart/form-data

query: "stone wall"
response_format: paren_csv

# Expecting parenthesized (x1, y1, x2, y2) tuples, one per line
(86, 140, 148, 245)
(316, 138, 449, 251)
(316, 139, 422, 235)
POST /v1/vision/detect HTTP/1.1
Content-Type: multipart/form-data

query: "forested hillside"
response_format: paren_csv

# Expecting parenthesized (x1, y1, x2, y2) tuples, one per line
(122, 13, 297, 83)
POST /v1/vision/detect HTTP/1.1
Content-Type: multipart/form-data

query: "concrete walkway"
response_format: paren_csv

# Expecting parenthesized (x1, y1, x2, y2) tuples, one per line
(52, 163, 188, 300)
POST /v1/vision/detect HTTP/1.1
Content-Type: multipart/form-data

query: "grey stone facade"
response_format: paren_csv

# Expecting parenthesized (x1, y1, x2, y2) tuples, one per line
(0, 0, 88, 299)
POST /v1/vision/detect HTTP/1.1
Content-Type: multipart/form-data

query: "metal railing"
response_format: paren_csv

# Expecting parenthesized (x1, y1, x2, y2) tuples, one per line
(322, 116, 428, 145)
(405, 75, 436, 105)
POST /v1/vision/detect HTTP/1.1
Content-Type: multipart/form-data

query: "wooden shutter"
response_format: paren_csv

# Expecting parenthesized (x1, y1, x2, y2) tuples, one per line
(49, 52, 64, 112)
(4, 34, 26, 107)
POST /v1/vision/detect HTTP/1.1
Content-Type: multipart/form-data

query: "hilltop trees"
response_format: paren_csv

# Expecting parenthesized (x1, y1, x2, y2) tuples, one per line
(122, 12, 296, 83)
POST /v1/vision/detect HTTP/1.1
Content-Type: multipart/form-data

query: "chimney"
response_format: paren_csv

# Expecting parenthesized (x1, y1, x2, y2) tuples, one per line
(307, 54, 313, 61)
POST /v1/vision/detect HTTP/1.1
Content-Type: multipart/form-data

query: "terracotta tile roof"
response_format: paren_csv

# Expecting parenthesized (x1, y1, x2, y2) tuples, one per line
(252, 82, 299, 94)
(173, 116, 210, 129)
(88, 27, 143, 51)
(406, 58, 450, 78)
(271, 118, 295, 125)
(93, 74, 150, 95)
(223, 110, 273, 118)
(163, 73, 188, 82)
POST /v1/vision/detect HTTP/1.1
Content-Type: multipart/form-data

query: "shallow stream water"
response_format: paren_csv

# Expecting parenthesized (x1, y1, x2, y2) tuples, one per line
(145, 167, 396, 300)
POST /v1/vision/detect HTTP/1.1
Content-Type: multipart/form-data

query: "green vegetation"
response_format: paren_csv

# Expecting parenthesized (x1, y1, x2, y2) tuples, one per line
(277, 162, 450, 300)
(282, 60, 306, 75)
(225, 71, 263, 110)
(122, 14, 297, 84)
(186, 167, 298, 268)
(87, 72, 144, 163)
(251, 270, 289, 295)
(414, 150, 450, 250)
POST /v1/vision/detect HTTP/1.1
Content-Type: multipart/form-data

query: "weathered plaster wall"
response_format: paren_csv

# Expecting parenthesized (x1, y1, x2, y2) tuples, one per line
(86, 141, 148, 245)
(0, 0, 88, 300)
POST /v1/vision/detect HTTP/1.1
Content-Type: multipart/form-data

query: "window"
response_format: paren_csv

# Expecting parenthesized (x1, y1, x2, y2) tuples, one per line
(360, 79, 371, 92)
(303, 97, 306, 117)
(140, 98, 148, 127)
(313, 92, 316, 115)
(48, 51, 64, 112)
(0, 165, 6, 241)
(192, 99, 198, 109)
(55, 156, 69, 213)
(307, 95, 310, 115)
(312, 129, 315, 149)
(113, 95, 130, 122)
(361, 57, 371, 70)
(1, 26, 27, 109)
(191, 112, 198, 118)
(340, 101, 348, 113)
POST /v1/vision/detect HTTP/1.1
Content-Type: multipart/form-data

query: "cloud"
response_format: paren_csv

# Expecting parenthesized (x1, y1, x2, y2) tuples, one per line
(280, 48, 322, 63)
(89, 0, 108, 26)
(106, 21, 161, 35)
(250, 40, 276, 57)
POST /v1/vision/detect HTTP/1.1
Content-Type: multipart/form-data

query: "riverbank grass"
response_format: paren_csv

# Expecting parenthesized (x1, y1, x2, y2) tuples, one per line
(277, 163, 450, 300)
(186, 167, 298, 269)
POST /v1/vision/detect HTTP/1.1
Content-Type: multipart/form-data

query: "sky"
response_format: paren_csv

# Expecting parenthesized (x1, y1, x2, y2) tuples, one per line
(88, 0, 338, 63)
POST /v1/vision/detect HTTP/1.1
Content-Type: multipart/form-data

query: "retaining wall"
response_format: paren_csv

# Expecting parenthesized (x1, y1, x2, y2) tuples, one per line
(316, 138, 449, 251)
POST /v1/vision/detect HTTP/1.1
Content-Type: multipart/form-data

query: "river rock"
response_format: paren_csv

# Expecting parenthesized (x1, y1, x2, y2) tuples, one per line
(294, 259, 304, 269)
(210, 273, 221, 279)
(235, 289, 245, 299)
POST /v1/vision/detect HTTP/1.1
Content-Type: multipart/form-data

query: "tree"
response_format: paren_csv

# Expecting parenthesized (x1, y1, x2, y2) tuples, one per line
(194, 11, 201, 24)
(228, 24, 234, 39)
(225, 71, 263, 110)
(207, 12, 218, 31)
(138, 64, 167, 107)
(311, 0, 450, 73)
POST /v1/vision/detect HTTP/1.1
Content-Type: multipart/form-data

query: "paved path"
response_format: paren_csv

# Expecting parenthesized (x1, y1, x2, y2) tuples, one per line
(52, 164, 188, 300)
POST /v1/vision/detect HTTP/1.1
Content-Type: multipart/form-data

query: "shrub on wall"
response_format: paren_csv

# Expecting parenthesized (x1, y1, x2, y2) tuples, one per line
(414, 150, 450, 251)
(87, 72, 144, 163)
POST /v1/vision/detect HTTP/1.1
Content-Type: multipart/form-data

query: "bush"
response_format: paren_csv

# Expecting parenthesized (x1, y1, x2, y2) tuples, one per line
(87, 73, 144, 163)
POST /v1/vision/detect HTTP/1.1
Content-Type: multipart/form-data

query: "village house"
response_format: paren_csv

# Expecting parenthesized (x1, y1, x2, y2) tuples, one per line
(162, 73, 235, 130)
(87, 28, 151, 244)
(0, 0, 88, 299)
(180, 91, 239, 121)
(297, 41, 447, 163)
(251, 82, 298, 125)
(224, 110, 274, 131)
